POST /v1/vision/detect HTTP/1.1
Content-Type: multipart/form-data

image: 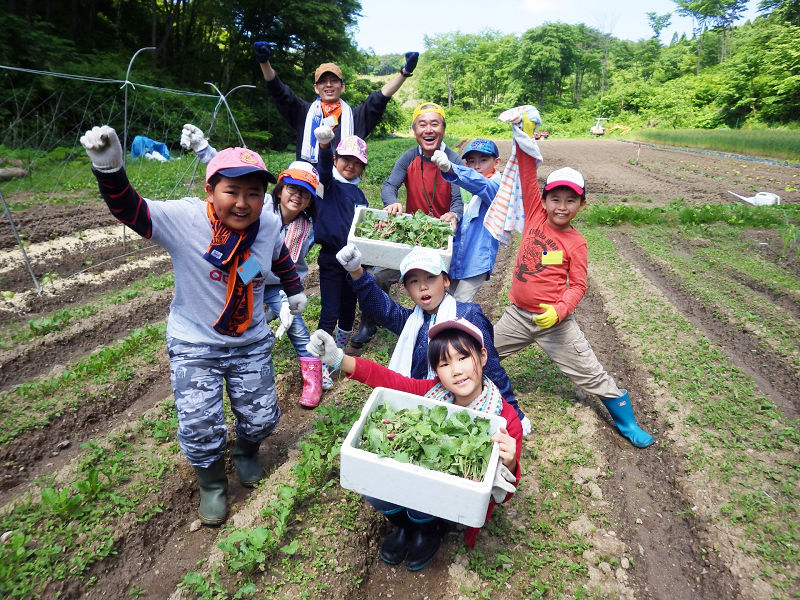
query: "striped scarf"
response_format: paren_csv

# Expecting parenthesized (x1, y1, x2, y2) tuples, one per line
(424, 376, 503, 416)
(483, 105, 543, 244)
(203, 202, 259, 336)
(283, 213, 312, 263)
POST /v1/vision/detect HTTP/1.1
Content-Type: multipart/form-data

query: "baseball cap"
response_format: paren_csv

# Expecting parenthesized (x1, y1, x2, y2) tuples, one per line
(277, 161, 320, 198)
(314, 62, 343, 83)
(462, 138, 499, 158)
(336, 135, 368, 164)
(428, 317, 484, 347)
(205, 147, 276, 184)
(411, 102, 446, 125)
(544, 167, 585, 196)
(398, 247, 447, 282)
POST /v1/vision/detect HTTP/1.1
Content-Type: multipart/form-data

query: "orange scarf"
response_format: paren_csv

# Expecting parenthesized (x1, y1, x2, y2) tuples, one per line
(204, 202, 259, 336)
(321, 101, 342, 126)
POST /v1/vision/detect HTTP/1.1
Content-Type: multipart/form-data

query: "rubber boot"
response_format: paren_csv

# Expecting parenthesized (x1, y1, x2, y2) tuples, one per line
(601, 389, 654, 448)
(232, 438, 265, 487)
(298, 357, 322, 408)
(379, 509, 411, 565)
(350, 315, 376, 349)
(405, 516, 444, 571)
(334, 326, 352, 351)
(321, 363, 334, 390)
(193, 456, 228, 526)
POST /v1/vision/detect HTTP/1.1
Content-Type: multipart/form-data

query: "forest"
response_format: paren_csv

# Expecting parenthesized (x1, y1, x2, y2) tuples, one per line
(1, 0, 799, 153)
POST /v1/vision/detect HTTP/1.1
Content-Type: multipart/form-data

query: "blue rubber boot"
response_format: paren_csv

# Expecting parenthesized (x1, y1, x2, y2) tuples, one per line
(405, 516, 444, 571)
(379, 509, 411, 565)
(601, 389, 654, 448)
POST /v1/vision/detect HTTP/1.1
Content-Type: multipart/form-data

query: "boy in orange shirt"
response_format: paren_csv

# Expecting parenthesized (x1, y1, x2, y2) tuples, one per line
(493, 120, 653, 449)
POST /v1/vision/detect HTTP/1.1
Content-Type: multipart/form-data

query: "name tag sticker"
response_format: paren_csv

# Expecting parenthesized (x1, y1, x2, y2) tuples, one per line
(237, 256, 261, 284)
(541, 250, 563, 265)
(322, 115, 338, 127)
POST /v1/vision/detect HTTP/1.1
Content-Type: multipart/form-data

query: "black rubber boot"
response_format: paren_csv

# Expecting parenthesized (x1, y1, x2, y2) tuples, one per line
(405, 517, 445, 571)
(350, 315, 377, 349)
(379, 510, 411, 565)
(193, 456, 228, 526)
(232, 438, 265, 488)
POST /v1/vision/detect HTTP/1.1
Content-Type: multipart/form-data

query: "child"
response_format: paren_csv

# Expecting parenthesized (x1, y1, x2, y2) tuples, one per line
(306, 318, 521, 570)
(431, 139, 503, 302)
(80, 125, 308, 526)
(254, 42, 418, 164)
(492, 116, 654, 449)
(311, 126, 369, 391)
(181, 124, 322, 408)
(335, 244, 531, 434)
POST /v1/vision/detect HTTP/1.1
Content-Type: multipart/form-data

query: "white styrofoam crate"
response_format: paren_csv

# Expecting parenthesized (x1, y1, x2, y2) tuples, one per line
(346, 206, 453, 270)
(340, 387, 505, 527)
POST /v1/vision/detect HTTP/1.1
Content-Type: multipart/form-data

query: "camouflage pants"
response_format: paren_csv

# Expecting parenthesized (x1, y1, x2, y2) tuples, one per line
(167, 334, 281, 468)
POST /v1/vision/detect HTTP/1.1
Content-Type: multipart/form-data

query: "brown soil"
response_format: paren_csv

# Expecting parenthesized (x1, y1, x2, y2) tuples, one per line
(1, 138, 797, 600)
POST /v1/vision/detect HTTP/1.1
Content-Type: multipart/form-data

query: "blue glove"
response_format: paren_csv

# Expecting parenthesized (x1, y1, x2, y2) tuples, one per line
(402, 52, 419, 76)
(254, 41, 271, 63)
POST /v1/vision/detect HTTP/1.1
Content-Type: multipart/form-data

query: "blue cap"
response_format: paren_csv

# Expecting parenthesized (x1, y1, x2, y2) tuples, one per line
(462, 138, 499, 158)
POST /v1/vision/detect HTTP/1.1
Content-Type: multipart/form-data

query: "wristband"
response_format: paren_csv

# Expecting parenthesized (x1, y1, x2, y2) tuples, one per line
(331, 351, 344, 371)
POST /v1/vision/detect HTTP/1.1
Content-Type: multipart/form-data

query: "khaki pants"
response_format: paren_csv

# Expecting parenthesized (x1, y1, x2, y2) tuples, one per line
(494, 303, 621, 399)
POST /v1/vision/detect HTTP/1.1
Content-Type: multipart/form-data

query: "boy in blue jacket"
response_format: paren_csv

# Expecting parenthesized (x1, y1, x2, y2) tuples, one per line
(431, 139, 502, 302)
(335, 245, 530, 434)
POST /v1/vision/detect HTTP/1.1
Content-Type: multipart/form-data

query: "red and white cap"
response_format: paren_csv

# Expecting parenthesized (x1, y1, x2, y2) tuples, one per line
(427, 317, 484, 347)
(544, 167, 585, 196)
(205, 147, 276, 184)
(277, 161, 320, 198)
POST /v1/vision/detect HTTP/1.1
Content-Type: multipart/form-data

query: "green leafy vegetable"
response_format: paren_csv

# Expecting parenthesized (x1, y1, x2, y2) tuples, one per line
(358, 401, 494, 481)
(354, 210, 453, 249)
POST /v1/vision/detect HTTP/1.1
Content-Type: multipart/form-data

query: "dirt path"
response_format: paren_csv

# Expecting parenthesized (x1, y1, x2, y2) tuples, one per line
(1, 138, 797, 599)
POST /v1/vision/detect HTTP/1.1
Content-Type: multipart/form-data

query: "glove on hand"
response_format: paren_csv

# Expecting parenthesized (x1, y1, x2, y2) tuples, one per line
(533, 303, 558, 329)
(80, 125, 123, 173)
(254, 41, 271, 63)
(287, 292, 307, 315)
(520, 416, 532, 437)
(274, 301, 293, 339)
(402, 51, 419, 76)
(491, 461, 517, 503)
(180, 124, 208, 153)
(314, 125, 335, 145)
(431, 149, 451, 173)
(306, 329, 344, 369)
(335, 243, 362, 272)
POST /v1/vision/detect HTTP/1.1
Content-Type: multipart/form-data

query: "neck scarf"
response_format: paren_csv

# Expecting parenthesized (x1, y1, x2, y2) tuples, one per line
(388, 293, 457, 377)
(301, 98, 353, 163)
(282, 212, 312, 264)
(424, 375, 504, 416)
(203, 202, 260, 336)
(483, 105, 542, 244)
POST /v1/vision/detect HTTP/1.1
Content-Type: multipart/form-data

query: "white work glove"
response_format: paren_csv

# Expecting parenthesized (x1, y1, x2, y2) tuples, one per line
(180, 123, 208, 153)
(431, 149, 451, 173)
(274, 301, 293, 339)
(287, 292, 307, 315)
(80, 125, 123, 173)
(314, 125, 335, 145)
(335, 243, 362, 272)
(520, 416, 532, 437)
(491, 461, 517, 503)
(306, 329, 344, 369)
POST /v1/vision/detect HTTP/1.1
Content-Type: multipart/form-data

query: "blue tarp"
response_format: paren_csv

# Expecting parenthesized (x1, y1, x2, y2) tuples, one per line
(130, 135, 170, 160)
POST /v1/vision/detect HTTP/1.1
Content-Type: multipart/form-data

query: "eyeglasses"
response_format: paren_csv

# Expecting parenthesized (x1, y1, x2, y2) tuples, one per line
(285, 184, 312, 201)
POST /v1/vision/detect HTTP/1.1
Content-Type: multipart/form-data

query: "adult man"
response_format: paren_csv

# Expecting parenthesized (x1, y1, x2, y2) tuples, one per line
(255, 42, 418, 164)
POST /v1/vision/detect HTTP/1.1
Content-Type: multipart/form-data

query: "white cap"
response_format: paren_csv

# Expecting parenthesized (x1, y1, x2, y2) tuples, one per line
(398, 247, 446, 282)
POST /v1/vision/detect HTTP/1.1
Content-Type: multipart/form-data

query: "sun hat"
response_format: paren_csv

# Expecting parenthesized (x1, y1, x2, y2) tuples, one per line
(335, 135, 368, 164)
(277, 161, 320, 198)
(314, 62, 343, 82)
(428, 317, 483, 347)
(398, 247, 447, 282)
(205, 147, 276, 184)
(544, 167, 585, 196)
(462, 138, 499, 158)
(411, 102, 446, 125)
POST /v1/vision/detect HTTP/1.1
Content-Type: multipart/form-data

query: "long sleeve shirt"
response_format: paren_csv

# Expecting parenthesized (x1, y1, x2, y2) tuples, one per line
(313, 145, 368, 251)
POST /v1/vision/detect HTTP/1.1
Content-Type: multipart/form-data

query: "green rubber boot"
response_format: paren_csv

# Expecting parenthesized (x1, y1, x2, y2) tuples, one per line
(193, 456, 228, 526)
(232, 437, 265, 487)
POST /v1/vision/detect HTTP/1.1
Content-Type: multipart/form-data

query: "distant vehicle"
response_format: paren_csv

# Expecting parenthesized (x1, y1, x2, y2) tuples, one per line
(534, 131, 550, 140)
(590, 117, 608, 136)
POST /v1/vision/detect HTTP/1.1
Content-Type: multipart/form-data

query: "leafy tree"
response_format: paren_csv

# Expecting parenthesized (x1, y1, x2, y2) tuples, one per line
(647, 12, 673, 39)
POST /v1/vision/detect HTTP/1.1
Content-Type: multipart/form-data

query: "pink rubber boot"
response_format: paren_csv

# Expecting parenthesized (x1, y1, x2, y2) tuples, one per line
(298, 357, 322, 408)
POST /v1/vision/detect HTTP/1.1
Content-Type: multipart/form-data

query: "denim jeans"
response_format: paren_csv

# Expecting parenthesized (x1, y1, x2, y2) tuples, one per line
(263, 284, 312, 358)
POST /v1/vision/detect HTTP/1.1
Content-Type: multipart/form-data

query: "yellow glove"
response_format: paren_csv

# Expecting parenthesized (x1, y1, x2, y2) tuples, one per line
(522, 112, 536, 137)
(533, 303, 558, 329)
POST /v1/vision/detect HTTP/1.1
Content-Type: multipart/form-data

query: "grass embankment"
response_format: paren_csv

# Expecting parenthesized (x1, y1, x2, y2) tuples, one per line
(632, 128, 800, 164)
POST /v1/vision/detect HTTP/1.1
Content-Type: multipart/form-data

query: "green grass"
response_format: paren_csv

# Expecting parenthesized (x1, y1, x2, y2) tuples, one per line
(632, 128, 800, 163)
